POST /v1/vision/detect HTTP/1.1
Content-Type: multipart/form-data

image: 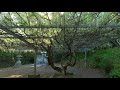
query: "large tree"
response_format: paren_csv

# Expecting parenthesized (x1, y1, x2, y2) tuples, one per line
(0, 12, 120, 76)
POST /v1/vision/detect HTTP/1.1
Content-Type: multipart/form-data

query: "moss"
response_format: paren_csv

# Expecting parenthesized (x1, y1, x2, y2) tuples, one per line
(28, 74, 40, 78)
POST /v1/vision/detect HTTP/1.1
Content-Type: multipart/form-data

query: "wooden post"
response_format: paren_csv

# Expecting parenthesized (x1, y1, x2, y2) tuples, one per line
(34, 48, 37, 75)
(84, 49, 87, 68)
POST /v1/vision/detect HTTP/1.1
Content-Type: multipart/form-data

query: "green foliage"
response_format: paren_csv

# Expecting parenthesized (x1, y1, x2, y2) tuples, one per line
(91, 56, 114, 74)
(89, 47, 120, 63)
(0, 50, 34, 68)
(102, 59, 114, 74)
(109, 68, 120, 78)
(0, 50, 16, 68)
(53, 52, 65, 63)
(20, 51, 34, 64)
(53, 52, 84, 63)
(92, 56, 102, 68)
(89, 47, 120, 76)
(75, 52, 85, 61)
(109, 64, 120, 78)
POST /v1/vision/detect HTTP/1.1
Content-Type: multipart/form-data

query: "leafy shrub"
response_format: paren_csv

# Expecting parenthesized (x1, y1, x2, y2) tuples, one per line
(89, 47, 120, 75)
(109, 68, 120, 78)
(93, 56, 102, 68)
(20, 51, 34, 64)
(92, 56, 114, 74)
(102, 59, 114, 74)
(75, 52, 84, 61)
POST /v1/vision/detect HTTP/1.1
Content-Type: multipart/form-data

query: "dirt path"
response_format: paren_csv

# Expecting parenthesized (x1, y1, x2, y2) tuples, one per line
(0, 64, 107, 78)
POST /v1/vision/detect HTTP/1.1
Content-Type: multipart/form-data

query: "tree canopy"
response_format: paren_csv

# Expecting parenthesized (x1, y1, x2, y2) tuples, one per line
(0, 12, 120, 50)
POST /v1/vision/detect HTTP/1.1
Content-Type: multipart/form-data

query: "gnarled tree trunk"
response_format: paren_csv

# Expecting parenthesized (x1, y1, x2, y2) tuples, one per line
(47, 45, 63, 73)
(61, 52, 76, 75)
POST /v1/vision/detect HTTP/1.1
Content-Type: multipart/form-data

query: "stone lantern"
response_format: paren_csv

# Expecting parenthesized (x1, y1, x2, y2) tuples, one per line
(14, 54, 22, 68)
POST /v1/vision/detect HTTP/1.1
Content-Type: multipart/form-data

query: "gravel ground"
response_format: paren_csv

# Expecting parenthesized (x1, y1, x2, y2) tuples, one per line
(0, 63, 107, 78)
